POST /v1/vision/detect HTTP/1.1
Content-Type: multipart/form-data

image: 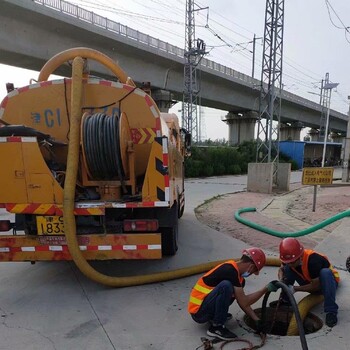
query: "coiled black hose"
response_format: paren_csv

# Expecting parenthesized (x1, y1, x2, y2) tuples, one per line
(82, 113, 124, 181)
(261, 281, 308, 350)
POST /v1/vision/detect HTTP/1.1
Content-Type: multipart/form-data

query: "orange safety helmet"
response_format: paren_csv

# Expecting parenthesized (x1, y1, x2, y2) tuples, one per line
(242, 247, 266, 273)
(279, 238, 304, 263)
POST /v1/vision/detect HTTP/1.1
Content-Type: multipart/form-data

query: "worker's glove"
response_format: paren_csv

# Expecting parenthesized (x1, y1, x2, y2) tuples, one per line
(255, 319, 266, 335)
(266, 280, 280, 292)
(286, 285, 295, 295)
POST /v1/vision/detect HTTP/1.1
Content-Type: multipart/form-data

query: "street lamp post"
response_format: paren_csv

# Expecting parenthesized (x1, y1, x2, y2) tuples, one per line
(321, 82, 339, 167)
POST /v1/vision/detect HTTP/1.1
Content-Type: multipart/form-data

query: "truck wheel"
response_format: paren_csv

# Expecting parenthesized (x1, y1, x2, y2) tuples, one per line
(161, 203, 179, 256)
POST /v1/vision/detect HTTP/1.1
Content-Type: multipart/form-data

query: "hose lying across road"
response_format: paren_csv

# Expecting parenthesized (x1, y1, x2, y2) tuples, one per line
(235, 207, 350, 237)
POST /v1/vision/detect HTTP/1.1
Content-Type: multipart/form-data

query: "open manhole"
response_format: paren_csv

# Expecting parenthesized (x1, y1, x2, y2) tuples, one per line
(244, 307, 323, 336)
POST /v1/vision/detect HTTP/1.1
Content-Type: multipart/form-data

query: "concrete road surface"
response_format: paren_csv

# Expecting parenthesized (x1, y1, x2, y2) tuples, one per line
(0, 170, 348, 350)
(0, 174, 254, 350)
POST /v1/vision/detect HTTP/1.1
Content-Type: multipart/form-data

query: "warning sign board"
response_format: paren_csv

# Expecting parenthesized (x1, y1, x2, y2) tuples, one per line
(302, 167, 334, 185)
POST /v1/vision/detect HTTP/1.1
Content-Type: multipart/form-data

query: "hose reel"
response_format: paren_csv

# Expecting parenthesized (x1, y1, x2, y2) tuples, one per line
(81, 112, 131, 181)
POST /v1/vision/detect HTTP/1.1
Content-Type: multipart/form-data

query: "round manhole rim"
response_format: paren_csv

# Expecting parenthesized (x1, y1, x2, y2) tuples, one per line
(244, 307, 323, 336)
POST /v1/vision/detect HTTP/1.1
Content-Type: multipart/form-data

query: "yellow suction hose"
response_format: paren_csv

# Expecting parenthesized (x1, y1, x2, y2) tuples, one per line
(62, 57, 281, 287)
(63, 57, 323, 343)
(63, 58, 321, 345)
(38, 47, 128, 84)
(287, 294, 324, 336)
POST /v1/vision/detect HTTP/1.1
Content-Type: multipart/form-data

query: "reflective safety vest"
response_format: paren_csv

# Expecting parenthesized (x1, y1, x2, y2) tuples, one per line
(188, 260, 243, 314)
(291, 249, 340, 283)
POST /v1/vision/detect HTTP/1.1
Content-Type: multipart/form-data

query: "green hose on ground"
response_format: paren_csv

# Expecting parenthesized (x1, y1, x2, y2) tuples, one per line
(235, 207, 350, 237)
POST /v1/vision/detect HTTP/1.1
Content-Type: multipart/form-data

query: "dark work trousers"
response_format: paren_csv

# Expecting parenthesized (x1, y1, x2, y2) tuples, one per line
(281, 265, 338, 314)
(191, 280, 234, 326)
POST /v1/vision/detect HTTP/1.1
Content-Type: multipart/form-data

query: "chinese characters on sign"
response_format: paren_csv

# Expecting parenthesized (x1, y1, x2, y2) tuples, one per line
(302, 167, 334, 185)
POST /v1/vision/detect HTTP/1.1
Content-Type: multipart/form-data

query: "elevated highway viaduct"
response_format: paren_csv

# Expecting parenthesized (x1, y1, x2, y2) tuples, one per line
(0, 0, 348, 134)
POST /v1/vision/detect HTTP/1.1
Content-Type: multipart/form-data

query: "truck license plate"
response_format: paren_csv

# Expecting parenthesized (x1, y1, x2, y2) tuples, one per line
(36, 216, 64, 235)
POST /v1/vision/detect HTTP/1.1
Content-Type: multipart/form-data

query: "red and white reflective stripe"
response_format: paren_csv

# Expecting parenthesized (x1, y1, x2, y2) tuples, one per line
(2, 201, 169, 213)
(134, 88, 146, 97)
(0, 244, 161, 253)
(111, 201, 169, 208)
(134, 87, 161, 135)
(90, 79, 125, 90)
(144, 94, 159, 121)
(0, 136, 37, 143)
(0, 78, 162, 134)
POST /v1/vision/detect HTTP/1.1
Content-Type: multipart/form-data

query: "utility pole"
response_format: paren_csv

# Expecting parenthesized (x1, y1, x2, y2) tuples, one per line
(256, 0, 285, 168)
(319, 73, 329, 141)
(252, 34, 256, 79)
(182, 0, 207, 143)
(342, 96, 350, 182)
(321, 80, 339, 167)
(251, 34, 262, 79)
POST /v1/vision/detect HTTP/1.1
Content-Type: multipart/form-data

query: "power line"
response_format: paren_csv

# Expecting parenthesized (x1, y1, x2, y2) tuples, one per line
(325, 0, 350, 44)
(70, 0, 348, 114)
(75, 0, 332, 94)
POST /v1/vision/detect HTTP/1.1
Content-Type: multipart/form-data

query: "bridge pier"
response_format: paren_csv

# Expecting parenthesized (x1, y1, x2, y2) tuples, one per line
(279, 121, 304, 141)
(150, 89, 176, 113)
(222, 111, 258, 145)
(308, 128, 320, 141)
(330, 131, 345, 143)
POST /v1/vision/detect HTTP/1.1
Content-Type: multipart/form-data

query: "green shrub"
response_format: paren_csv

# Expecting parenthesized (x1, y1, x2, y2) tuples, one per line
(184, 141, 303, 177)
(227, 164, 241, 174)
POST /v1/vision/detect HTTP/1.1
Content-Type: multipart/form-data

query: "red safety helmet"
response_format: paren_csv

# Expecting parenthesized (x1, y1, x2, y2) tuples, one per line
(279, 238, 304, 264)
(242, 247, 266, 273)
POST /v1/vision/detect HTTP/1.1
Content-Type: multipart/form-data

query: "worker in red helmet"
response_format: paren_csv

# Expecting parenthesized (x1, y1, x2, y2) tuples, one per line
(274, 237, 340, 328)
(188, 247, 279, 340)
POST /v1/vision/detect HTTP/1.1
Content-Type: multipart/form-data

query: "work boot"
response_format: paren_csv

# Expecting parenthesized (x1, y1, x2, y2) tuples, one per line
(325, 313, 337, 327)
(207, 325, 237, 340)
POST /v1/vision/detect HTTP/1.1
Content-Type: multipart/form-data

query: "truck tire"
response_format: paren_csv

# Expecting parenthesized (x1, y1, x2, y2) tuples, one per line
(161, 203, 179, 256)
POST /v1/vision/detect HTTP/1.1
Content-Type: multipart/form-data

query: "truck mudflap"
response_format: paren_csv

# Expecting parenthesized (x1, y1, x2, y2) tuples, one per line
(0, 234, 162, 261)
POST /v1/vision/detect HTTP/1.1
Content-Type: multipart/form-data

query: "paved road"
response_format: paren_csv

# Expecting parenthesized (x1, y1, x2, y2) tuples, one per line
(0, 169, 347, 350)
(0, 175, 255, 350)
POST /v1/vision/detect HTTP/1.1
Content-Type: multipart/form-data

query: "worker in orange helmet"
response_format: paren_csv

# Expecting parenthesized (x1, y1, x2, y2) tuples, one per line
(188, 247, 279, 340)
(274, 237, 340, 327)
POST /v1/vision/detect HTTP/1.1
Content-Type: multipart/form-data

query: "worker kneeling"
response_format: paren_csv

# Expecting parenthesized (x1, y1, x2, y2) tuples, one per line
(273, 237, 340, 328)
(188, 248, 279, 340)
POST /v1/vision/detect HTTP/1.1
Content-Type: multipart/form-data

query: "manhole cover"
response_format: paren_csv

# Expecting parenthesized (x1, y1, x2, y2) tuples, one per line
(244, 307, 323, 336)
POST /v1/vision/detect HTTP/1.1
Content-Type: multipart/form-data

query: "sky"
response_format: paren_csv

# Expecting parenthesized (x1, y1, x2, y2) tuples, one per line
(1, 0, 350, 141)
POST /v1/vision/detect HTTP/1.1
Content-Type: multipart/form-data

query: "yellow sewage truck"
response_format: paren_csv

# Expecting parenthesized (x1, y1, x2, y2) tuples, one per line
(0, 48, 189, 264)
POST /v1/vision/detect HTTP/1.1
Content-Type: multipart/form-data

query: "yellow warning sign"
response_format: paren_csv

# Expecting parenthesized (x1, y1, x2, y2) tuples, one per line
(302, 167, 334, 185)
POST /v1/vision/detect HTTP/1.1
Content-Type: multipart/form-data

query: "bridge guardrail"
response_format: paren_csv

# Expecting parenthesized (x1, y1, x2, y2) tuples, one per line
(33, 0, 346, 119)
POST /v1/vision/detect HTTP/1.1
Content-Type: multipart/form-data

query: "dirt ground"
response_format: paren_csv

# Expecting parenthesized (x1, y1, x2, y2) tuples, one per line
(195, 184, 350, 254)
